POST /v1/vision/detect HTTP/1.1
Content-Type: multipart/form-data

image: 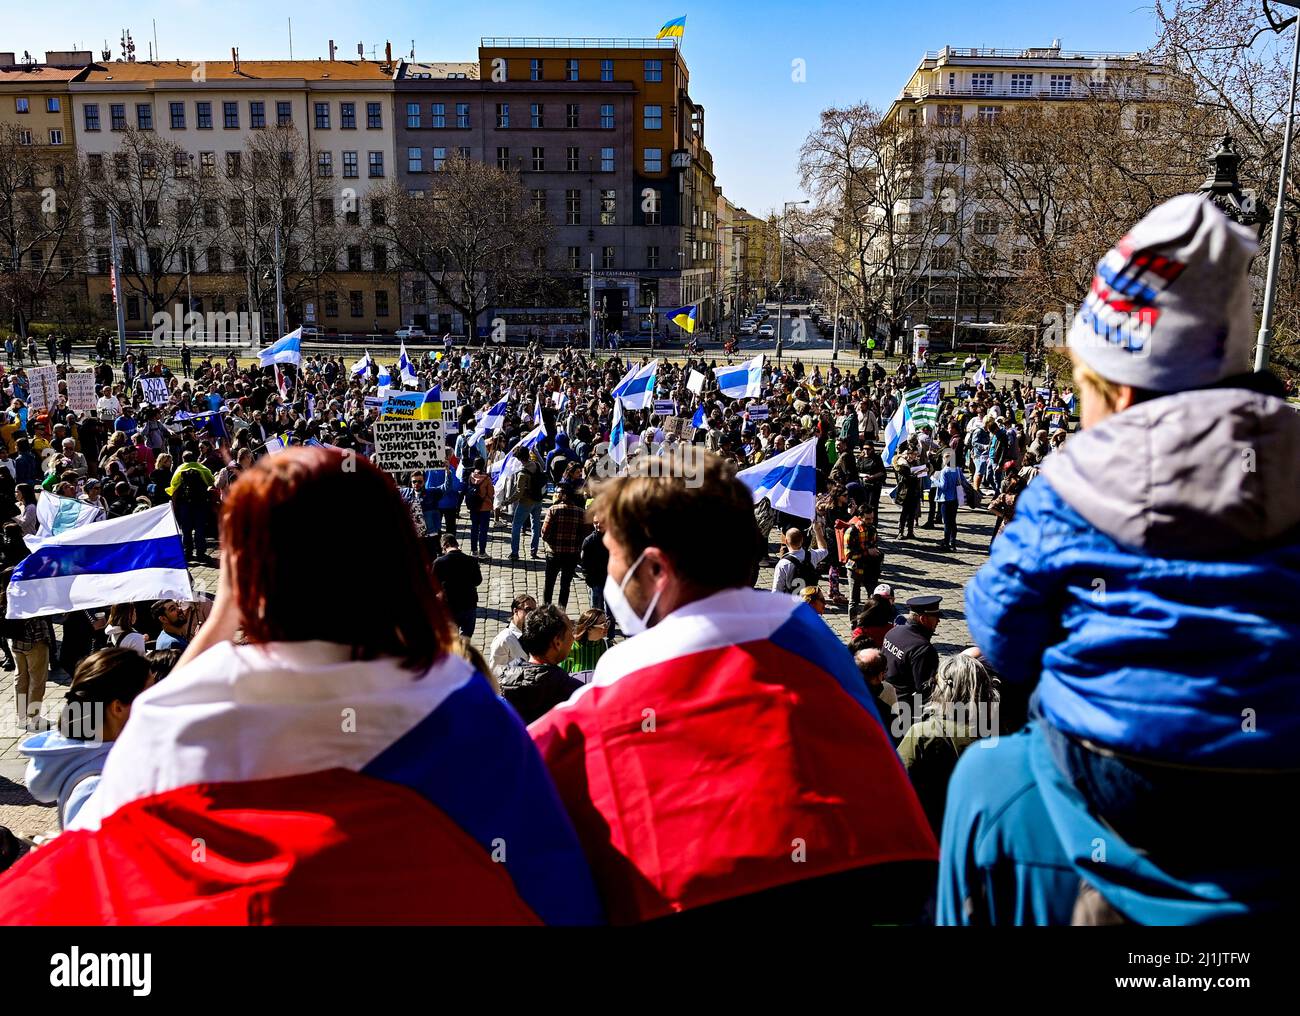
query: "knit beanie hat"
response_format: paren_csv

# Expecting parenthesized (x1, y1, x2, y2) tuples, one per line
(1067, 194, 1258, 392)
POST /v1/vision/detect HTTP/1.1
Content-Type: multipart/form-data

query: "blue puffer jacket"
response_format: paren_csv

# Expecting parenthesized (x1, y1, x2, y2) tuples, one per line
(966, 386, 1300, 770)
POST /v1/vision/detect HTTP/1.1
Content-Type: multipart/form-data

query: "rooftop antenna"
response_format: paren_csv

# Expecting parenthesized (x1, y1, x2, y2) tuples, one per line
(100, 39, 111, 62)
(328, 39, 336, 61)
(152, 18, 158, 61)
(410, 39, 415, 60)
(357, 42, 364, 59)
(288, 18, 294, 59)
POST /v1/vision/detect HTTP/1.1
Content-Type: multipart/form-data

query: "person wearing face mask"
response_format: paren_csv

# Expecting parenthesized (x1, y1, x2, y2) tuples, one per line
(530, 447, 937, 926)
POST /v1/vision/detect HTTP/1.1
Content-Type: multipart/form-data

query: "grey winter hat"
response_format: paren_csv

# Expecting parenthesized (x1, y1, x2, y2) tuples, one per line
(1067, 194, 1258, 392)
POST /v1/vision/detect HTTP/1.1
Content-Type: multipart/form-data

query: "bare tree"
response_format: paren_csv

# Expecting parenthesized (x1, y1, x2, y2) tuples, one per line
(370, 154, 552, 335)
(0, 124, 84, 337)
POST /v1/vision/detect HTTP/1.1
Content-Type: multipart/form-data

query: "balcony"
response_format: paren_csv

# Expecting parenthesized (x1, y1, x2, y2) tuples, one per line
(480, 37, 678, 49)
(923, 46, 1146, 63)
(899, 81, 1151, 102)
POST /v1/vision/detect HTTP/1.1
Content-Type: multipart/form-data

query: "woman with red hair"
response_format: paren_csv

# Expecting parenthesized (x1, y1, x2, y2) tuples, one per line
(0, 447, 603, 926)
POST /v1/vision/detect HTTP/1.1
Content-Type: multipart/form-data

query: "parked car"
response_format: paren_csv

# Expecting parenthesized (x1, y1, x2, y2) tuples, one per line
(758, 323, 775, 339)
(395, 325, 427, 340)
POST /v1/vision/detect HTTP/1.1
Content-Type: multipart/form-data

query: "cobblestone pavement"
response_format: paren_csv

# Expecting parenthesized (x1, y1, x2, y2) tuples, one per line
(0, 494, 992, 838)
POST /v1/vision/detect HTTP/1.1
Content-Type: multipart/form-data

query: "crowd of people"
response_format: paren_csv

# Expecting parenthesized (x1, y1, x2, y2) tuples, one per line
(0, 195, 1293, 925)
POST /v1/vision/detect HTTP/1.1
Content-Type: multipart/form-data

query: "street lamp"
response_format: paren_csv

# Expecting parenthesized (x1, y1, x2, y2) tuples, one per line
(1256, 0, 1300, 371)
(776, 199, 810, 363)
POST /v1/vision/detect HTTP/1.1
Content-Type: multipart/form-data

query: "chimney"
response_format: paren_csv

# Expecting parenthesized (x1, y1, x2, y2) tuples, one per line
(385, 41, 392, 66)
(328, 39, 336, 61)
(232, 46, 240, 73)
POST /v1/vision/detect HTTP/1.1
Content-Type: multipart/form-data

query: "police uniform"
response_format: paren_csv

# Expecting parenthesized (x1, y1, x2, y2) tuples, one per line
(882, 596, 941, 704)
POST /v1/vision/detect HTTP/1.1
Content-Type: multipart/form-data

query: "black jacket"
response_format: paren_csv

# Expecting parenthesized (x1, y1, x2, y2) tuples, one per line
(579, 530, 609, 587)
(499, 659, 582, 725)
(881, 621, 939, 704)
(432, 549, 482, 614)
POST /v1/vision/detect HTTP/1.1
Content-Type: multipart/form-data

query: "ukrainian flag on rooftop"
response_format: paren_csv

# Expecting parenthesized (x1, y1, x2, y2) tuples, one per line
(657, 16, 687, 40)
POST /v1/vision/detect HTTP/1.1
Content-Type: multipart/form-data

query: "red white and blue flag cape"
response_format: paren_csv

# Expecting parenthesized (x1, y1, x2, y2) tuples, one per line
(529, 587, 938, 924)
(0, 642, 603, 925)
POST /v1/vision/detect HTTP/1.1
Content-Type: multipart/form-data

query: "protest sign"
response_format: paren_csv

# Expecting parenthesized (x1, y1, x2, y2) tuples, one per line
(653, 399, 676, 417)
(747, 404, 770, 420)
(374, 419, 448, 472)
(662, 417, 696, 442)
(686, 370, 706, 395)
(363, 396, 385, 413)
(380, 392, 424, 419)
(26, 366, 59, 412)
(440, 391, 460, 433)
(138, 377, 170, 406)
(65, 371, 98, 414)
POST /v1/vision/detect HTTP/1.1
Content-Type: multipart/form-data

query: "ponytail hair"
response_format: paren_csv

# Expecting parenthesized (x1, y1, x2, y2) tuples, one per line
(59, 648, 152, 741)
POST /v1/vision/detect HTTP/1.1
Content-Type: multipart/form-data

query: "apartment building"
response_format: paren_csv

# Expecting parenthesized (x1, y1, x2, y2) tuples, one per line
(69, 53, 399, 335)
(876, 42, 1170, 338)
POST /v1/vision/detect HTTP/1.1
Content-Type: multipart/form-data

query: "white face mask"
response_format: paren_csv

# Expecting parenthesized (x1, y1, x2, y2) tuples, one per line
(603, 549, 662, 637)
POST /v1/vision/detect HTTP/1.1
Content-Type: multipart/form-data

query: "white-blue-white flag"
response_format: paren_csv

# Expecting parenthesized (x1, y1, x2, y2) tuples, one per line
(884, 400, 912, 462)
(973, 361, 989, 387)
(398, 342, 419, 388)
(376, 369, 393, 399)
(492, 425, 545, 485)
(714, 354, 764, 400)
(609, 397, 628, 470)
(7, 504, 194, 620)
(691, 404, 706, 429)
(35, 491, 105, 539)
(258, 326, 303, 367)
(612, 360, 659, 410)
(471, 398, 508, 442)
(533, 390, 543, 426)
(351, 350, 373, 378)
(736, 437, 818, 522)
(552, 391, 568, 413)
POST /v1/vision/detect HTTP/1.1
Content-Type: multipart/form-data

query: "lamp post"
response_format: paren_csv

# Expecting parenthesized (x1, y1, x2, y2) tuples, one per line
(775, 199, 809, 363)
(1256, 0, 1300, 371)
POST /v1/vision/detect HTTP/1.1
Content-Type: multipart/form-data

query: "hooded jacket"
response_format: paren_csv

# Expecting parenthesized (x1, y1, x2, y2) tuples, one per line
(20, 731, 114, 829)
(966, 386, 1300, 770)
(500, 659, 582, 726)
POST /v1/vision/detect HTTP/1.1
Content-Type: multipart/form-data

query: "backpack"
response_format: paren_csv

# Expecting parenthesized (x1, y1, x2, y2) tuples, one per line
(174, 467, 209, 505)
(521, 464, 545, 502)
(787, 549, 821, 592)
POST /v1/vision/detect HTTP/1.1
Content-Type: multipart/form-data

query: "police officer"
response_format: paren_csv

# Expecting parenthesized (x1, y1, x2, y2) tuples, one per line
(882, 595, 942, 707)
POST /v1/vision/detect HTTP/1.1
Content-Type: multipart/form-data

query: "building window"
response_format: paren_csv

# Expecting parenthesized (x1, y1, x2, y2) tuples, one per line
(497, 103, 510, 128)
(197, 102, 212, 129)
(225, 152, 241, 178)
(430, 102, 446, 128)
(110, 103, 126, 130)
(373, 245, 388, 272)
(531, 146, 545, 171)
(84, 104, 101, 131)
(343, 151, 358, 178)
(221, 102, 238, 128)
(432, 147, 447, 171)
(317, 197, 333, 223)
(1050, 74, 1073, 96)
(341, 102, 356, 129)
(277, 101, 292, 126)
(566, 58, 579, 81)
(199, 152, 215, 177)
(323, 291, 339, 318)
(1136, 108, 1158, 130)
(168, 102, 185, 129)
(406, 102, 421, 129)
(566, 103, 579, 129)
(456, 102, 470, 128)
(530, 103, 544, 129)
(407, 147, 422, 173)
(600, 189, 616, 225)
(173, 151, 189, 176)
(14, 97, 28, 114)
(367, 102, 382, 129)
(645, 189, 661, 224)
(532, 188, 546, 212)
(565, 189, 581, 225)
(318, 152, 333, 177)
(978, 105, 1002, 123)
(368, 151, 384, 177)
(971, 72, 994, 94)
(132, 103, 152, 131)
(647, 246, 660, 269)
(600, 59, 614, 82)
(602, 246, 616, 269)
(644, 104, 662, 130)
(644, 59, 662, 82)
(458, 146, 471, 159)
(530, 58, 542, 81)
(15, 128, 31, 147)
(644, 147, 662, 172)
(937, 104, 962, 126)
(1010, 73, 1034, 95)
(87, 154, 104, 179)
(49, 128, 64, 145)
(228, 198, 245, 226)
(204, 200, 219, 227)
(248, 101, 265, 128)
(315, 102, 331, 129)
(567, 246, 581, 270)
(497, 146, 510, 170)
(567, 146, 580, 171)
(600, 104, 614, 129)
(974, 211, 999, 235)
(45, 96, 60, 113)
(349, 291, 364, 317)
(601, 148, 615, 172)
(935, 141, 960, 162)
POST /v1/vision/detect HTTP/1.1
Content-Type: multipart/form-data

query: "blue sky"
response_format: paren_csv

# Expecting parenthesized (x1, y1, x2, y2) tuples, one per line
(11, 0, 1161, 212)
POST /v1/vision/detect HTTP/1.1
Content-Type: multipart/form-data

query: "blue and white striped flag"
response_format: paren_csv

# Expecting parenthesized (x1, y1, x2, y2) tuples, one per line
(471, 398, 508, 442)
(533, 390, 544, 426)
(552, 391, 568, 413)
(398, 342, 419, 388)
(691, 404, 706, 429)
(883, 400, 912, 462)
(612, 360, 659, 410)
(736, 437, 818, 522)
(257, 326, 303, 367)
(973, 361, 989, 387)
(609, 397, 628, 471)
(491, 425, 545, 485)
(351, 350, 373, 378)
(714, 354, 764, 400)
(35, 491, 105, 539)
(376, 369, 393, 399)
(7, 504, 194, 620)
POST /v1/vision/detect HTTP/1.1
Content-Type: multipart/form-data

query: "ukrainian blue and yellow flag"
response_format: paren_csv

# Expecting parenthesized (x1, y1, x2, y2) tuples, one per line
(416, 384, 442, 421)
(670, 304, 697, 333)
(657, 16, 687, 40)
